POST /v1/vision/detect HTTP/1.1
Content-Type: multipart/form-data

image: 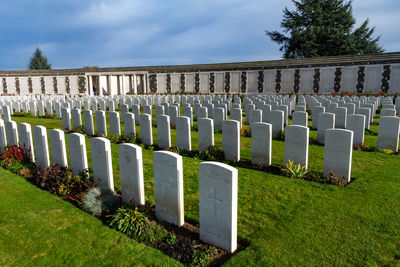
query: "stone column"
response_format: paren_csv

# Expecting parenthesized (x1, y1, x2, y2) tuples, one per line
(107, 75, 112, 95)
(123, 75, 126, 95)
(88, 75, 93, 96)
(98, 75, 104, 96)
(144, 74, 148, 94)
(133, 74, 137, 94)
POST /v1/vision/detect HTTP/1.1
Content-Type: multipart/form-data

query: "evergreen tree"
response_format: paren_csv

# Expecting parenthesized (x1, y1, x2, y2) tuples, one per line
(28, 48, 52, 70)
(266, 0, 383, 58)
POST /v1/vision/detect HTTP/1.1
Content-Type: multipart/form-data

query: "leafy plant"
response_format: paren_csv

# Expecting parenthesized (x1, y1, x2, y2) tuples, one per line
(107, 134, 137, 144)
(71, 126, 87, 135)
(165, 233, 178, 245)
(198, 146, 225, 161)
(0, 144, 33, 169)
(32, 165, 94, 204)
(327, 171, 349, 186)
(281, 160, 309, 179)
(108, 207, 155, 242)
(353, 143, 380, 152)
(82, 187, 120, 216)
(190, 248, 211, 267)
(381, 149, 394, 155)
(240, 127, 250, 137)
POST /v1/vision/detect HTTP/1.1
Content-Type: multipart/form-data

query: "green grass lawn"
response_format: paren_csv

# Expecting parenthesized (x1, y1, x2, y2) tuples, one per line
(0, 168, 179, 266)
(3, 111, 400, 266)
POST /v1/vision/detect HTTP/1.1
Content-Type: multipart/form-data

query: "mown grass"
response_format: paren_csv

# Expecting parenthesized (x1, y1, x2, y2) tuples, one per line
(0, 168, 179, 266)
(4, 109, 400, 266)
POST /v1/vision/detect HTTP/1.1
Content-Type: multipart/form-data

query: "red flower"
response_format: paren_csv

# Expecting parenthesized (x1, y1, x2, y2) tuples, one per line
(69, 196, 76, 201)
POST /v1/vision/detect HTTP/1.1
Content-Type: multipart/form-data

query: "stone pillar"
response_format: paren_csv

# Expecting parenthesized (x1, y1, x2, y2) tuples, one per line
(107, 75, 112, 95)
(98, 75, 104, 96)
(133, 75, 137, 94)
(144, 74, 148, 94)
(88, 75, 93, 96)
(121, 75, 125, 95)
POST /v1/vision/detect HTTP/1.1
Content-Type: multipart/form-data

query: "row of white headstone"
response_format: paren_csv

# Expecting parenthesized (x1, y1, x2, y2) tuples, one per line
(0, 119, 238, 253)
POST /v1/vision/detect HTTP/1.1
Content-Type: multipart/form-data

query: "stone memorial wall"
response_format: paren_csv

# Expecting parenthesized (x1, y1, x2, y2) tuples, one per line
(0, 53, 400, 96)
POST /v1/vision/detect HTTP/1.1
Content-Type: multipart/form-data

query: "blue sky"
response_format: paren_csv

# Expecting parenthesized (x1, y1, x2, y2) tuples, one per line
(0, 0, 399, 70)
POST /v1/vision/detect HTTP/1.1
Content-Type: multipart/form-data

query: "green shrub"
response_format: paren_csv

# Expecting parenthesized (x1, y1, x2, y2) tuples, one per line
(198, 146, 225, 161)
(327, 171, 349, 186)
(107, 134, 137, 144)
(108, 207, 161, 242)
(32, 165, 94, 204)
(191, 249, 211, 267)
(164, 233, 178, 245)
(240, 127, 250, 137)
(82, 187, 120, 216)
(72, 126, 87, 135)
(381, 149, 394, 155)
(281, 160, 309, 179)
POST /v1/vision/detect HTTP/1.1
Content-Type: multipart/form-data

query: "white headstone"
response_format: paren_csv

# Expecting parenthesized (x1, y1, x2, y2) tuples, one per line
(123, 112, 136, 138)
(222, 120, 240, 161)
(153, 151, 184, 226)
(109, 111, 121, 136)
(90, 137, 114, 192)
(311, 106, 325, 129)
(157, 115, 171, 149)
(83, 109, 94, 136)
(169, 106, 179, 125)
(5, 120, 18, 146)
(323, 129, 353, 182)
(49, 129, 68, 167)
(230, 108, 242, 128)
(18, 123, 35, 162)
(198, 118, 214, 152)
(176, 116, 191, 151)
(71, 108, 82, 129)
(68, 133, 88, 175)
(199, 161, 238, 252)
(380, 109, 396, 117)
(355, 108, 371, 130)
(61, 108, 71, 131)
(118, 143, 145, 205)
(2, 106, 11, 121)
(292, 111, 308, 127)
(182, 106, 193, 126)
(95, 110, 107, 136)
(377, 116, 400, 152)
(0, 120, 6, 152)
(284, 125, 309, 168)
(266, 110, 284, 138)
(347, 114, 365, 146)
(139, 114, 153, 145)
(33, 126, 50, 169)
(317, 112, 335, 144)
(251, 122, 272, 166)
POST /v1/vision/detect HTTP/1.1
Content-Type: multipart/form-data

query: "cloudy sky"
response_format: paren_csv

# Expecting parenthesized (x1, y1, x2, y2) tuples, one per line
(0, 0, 398, 70)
